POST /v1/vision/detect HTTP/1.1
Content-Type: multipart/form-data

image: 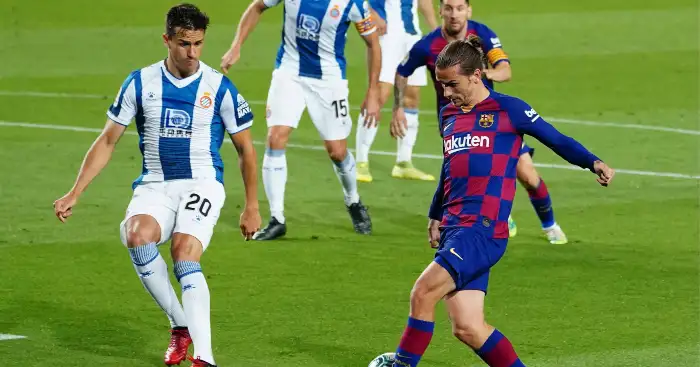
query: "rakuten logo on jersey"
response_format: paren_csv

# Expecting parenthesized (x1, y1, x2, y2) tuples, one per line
(444, 134, 491, 154)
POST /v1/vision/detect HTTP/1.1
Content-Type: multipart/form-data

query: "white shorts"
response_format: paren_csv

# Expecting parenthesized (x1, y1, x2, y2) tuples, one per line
(119, 179, 226, 251)
(379, 30, 428, 86)
(266, 69, 352, 141)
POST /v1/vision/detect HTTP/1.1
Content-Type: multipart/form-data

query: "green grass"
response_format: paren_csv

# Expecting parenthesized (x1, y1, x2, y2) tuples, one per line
(0, 0, 698, 366)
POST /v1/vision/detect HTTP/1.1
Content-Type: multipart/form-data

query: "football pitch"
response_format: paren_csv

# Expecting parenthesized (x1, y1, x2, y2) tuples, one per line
(1, 0, 698, 366)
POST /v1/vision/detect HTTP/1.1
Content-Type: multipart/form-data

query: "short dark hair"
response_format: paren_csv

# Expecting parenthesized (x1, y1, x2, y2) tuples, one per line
(435, 35, 487, 76)
(166, 3, 210, 37)
(439, 0, 470, 5)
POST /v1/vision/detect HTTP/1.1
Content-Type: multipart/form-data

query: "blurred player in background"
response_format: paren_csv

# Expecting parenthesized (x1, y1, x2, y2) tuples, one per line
(354, 0, 438, 183)
(388, 38, 614, 367)
(391, 0, 569, 244)
(221, 0, 380, 240)
(53, 4, 261, 366)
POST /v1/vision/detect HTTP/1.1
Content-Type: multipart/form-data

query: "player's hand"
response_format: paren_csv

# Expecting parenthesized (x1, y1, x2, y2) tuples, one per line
(361, 88, 381, 128)
(239, 206, 261, 241)
(53, 191, 78, 223)
(390, 107, 408, 139)
(370, 9, 387, 36)
(593, 160, 615, 187)
(428, 219, 441, 249)
(220, 46, 241, 74)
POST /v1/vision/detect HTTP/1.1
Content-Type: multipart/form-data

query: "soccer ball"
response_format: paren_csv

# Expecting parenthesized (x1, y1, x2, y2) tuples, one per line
(368, 352, 395, 367)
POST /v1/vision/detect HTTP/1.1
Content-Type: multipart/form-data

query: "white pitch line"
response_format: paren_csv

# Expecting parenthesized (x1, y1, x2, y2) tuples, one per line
(0, 90, 698, 136)
(0, 334, 27, 341)
(1, 120, 698, 180)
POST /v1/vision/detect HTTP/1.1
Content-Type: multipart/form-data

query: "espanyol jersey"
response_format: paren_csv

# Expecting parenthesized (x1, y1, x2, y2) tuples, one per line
(263, 0, 376, 80)
(368, 0, 420, 35)
(106, 60, 254, 189)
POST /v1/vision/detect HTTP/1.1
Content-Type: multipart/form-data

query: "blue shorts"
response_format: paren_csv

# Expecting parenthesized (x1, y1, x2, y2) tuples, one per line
(434, 226, 508, 293)
(520, 141, 535, 157)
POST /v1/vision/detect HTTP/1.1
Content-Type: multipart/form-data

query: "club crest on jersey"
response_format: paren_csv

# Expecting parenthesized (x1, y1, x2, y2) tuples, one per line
(479, 113, 494, 128)
(297, 14, 320, 41)
(444, 133, 491, 155)
(329, 5, 341, 18)
(199, 92, 212, 109)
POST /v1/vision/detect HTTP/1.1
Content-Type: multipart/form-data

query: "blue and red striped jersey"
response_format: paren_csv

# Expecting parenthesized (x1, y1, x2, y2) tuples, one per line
(397, 20, 509, 119)
(428, 91, 601, 239)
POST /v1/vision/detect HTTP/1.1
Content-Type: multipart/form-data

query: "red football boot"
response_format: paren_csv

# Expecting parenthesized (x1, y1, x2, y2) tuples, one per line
(190, 358, 217, 367)
(164, 327, 192, 365)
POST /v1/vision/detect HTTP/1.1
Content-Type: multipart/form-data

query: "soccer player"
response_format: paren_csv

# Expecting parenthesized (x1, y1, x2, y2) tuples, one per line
(391, 0, 569, 244)
(52, 4, 261, 367)
(354, 0, 438, 183)
(221, 0, 380, 240)
(387, 38, 615, 367)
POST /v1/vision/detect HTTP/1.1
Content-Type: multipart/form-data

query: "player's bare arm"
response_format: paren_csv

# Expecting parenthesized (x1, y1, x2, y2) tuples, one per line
(221, 0, 269, 73)
(53, 119, 126, 223)
(360, 29, 382, 127)
(368, 7, 386, 35)
(418, 0, 439, 29)
(484, 61, 511, 83)
(229, 129, 262, 240)
(390, 73, 409, 138)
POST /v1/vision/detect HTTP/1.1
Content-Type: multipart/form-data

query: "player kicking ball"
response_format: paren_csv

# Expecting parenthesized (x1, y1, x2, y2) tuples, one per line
(221, 0, 381, 240)
(53, 4, 261, 366)
(385, 38, 614, 367)
(391, 0, 569, 245)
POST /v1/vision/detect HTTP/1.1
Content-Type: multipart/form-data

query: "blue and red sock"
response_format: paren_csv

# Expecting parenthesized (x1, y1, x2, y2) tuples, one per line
(527, 178, 556, 229)
(393, 317, 434, 367)
(475, 329, 525, 367)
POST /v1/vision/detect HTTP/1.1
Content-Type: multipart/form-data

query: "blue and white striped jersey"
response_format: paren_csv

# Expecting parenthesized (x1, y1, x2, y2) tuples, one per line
(369, 0, 420, 35)
(107, 60, 254, 189)
(263, 0, 376, 80)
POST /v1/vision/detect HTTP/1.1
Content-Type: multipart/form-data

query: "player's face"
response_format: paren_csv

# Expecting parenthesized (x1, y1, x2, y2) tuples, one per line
(440, 0, 470, 36)
(436, 64, 482, 107)
(163, 27, 205, 76)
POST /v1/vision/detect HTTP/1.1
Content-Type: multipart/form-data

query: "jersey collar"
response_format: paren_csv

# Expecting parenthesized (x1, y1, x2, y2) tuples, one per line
(160, 60, 203, 88)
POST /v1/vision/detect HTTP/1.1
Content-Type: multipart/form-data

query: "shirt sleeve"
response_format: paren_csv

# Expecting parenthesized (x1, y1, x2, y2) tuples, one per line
(349, 0, 377, 36)
(106, 71, 138, 126)
(397, 39, 429, 78)
(428, 158, 446, 220)
(479, 24, 509, 67)
(217, 78, 254, 135)
(505, 97, 601, 172)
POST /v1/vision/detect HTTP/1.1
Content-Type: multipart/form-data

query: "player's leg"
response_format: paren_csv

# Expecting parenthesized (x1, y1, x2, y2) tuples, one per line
(354, 29, 401, 182)
(119, 184, 190, 365)
(254, 70, 306, 241)
(445, 289, 526, 366)
(307, 77, 371, 234)
(391, 261, 456, 367)
(355, 82, 392, 182)
(391, 81, 434, 181)
(171, 180, 226, 366)
(516, 145, 567, 244)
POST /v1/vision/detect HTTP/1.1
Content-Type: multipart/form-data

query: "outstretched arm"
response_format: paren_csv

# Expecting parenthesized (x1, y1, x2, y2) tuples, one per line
(418, 0, 438, 29)
(221, 0, 274, 73)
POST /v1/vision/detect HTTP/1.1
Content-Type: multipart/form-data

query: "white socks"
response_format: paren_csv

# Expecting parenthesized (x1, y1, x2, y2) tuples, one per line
(332, 151, 360, 206)
(175, 261, 214, 365)
(355, 112, 378, 163)
(128, 243, 187, 328)
(397, 109, 419, 163)
(262, 148, 287, 224)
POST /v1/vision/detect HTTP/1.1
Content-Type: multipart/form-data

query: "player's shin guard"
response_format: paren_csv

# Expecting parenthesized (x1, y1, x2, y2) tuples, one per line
(332, 151, 360, 205)
(393, 317, 435, 367)
(174, 261, 214, 365)
(526, 178, 556, 229)
(128, 243, 187, 328)
(475, 329, 525, 367)
(396, 109, 419, 163)
(355, 112, 378, 163)
(263, 148, 287, 223)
